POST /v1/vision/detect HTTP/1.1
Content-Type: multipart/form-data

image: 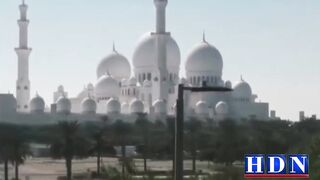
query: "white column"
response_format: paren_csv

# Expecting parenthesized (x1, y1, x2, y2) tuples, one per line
(152, 0, 169, 111)
(154, 0, 167, 34)
(155, 35, 169, 101)
(15, 0, 31, 112)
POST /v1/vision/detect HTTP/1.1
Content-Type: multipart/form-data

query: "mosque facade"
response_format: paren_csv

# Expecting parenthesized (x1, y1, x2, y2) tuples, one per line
(1, 0, 269, 122)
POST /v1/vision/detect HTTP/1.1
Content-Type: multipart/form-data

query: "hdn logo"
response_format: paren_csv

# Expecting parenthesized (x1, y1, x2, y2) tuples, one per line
(244, 154, 309, 178)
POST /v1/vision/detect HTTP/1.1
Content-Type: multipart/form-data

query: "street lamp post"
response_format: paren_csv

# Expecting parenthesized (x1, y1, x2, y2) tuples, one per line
(174, 82, 232, 180)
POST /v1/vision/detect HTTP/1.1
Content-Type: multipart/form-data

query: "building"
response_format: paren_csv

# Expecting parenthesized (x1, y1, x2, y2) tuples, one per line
(299, 111, 305, 121)
(2, 0, 270, 123)
(270, 110, 276, 119)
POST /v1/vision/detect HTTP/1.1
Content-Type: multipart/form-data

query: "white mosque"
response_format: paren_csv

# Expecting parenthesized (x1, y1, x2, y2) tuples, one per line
(0, 0, 269, 123)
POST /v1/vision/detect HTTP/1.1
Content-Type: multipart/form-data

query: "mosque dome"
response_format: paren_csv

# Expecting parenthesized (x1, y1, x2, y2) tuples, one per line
(132, 32, 181, 70)
(225, 80, 232, 89)
(106, 98, 121, 114)
(77, 83, 95, 99)
(29, 94, 45, 113)
(56, 96, 71, 114)
(153, 99, 167, 114)
(128, 77, 137, 86)
(129, 98, 144, 114)
(95, 74, 120, 99)
(121, 102, 129, 114)
(195, 100, 209, 115)
(215, 101, 228, 114)
(81, 97, 97, 114)
(186, 38, 223, 77)
(97, 47, 131, 80)
(0, 94, 16, 114)
(233, 78, 252, 99)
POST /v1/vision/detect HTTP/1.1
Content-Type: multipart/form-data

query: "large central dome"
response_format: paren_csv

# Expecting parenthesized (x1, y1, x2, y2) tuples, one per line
(97, 48, 131, 80)
(186, 39, 223, 77)
(132, 32, 181, 71)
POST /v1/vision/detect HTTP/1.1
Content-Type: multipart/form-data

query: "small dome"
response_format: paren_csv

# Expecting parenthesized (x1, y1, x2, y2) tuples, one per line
(215, 101, 228, 114)
(132, 32, 181, 70)
(106, 98, 121, 114)
(195, 100, 209, 115)
(143, 79, 152, 87)
(0, 94, 17, 114)
(225, 80, 232, 89)
(81, 97, 97, 114)
(77, 83, 95, 99)
(56, 96, 71, 114)
(186, 39, 223, 77)
(129, 98, 144, 114)
(97, 48, 131, 80)
(153, 99, 167, 114)
(233, 78, 252, 99)
(95, 74, 120, 99)
(30, 94, 45, 113)
(121, 102, 129, 114)
(128, 77, 137, 86)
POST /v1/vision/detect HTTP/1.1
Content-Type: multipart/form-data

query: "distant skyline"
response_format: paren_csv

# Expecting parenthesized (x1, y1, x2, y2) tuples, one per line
(0, 0, 319, 120)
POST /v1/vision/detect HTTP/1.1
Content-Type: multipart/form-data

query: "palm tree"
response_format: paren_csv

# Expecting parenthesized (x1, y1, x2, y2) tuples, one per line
(212, 119, 243, 166)
(185, 118, 202, 173)
(135, 113, 151, 173)
(93, 130, 104, 176)
(112, 120, 132, 177)
(166, 116, 176, 174)
(90, 128, 115, 177)
(11, 135, 30, 180)
(0, 124, 28, 180)
(50, 121, 90, 180)
(0, 139, 10, 180)
(86, 116, 115, 177)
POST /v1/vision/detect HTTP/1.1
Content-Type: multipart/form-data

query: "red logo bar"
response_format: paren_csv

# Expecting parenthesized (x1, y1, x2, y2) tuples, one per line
(244, 174, 309, 178)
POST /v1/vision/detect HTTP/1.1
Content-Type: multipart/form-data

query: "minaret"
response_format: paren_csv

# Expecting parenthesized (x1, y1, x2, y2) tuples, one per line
(153, 0, 169, 105)
(15, 0, 32, 112)
(154, 0, 167, 33)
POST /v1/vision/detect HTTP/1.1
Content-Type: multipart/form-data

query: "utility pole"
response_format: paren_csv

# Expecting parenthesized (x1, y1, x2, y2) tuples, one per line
(174, 82, 232, 180)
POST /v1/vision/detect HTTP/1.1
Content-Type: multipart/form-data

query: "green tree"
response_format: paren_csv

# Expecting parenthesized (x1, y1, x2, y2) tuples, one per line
(92, 130, 104, 176)
(0, 134, 12, 180)
(185, 118, 202, 173)
(0, 124, 30, 180)
(247, 120, 291, 154)
(112, 120, 133, 177)
(166, 116, 175, 160)
(50, 121, 90, 180)
(135, 113, 151, 173)
(11, 135, 30, 180)
(308, 136, 320, 180)
(212, 119, 246, 165)
(89, 126, 115, 177)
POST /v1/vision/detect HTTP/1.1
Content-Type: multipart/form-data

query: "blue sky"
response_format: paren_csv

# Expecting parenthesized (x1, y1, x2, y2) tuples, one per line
(0, 0, 319, 120)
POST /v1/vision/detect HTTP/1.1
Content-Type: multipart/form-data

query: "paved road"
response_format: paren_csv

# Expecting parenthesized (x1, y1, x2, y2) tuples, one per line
(0, 157, 213, 180)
